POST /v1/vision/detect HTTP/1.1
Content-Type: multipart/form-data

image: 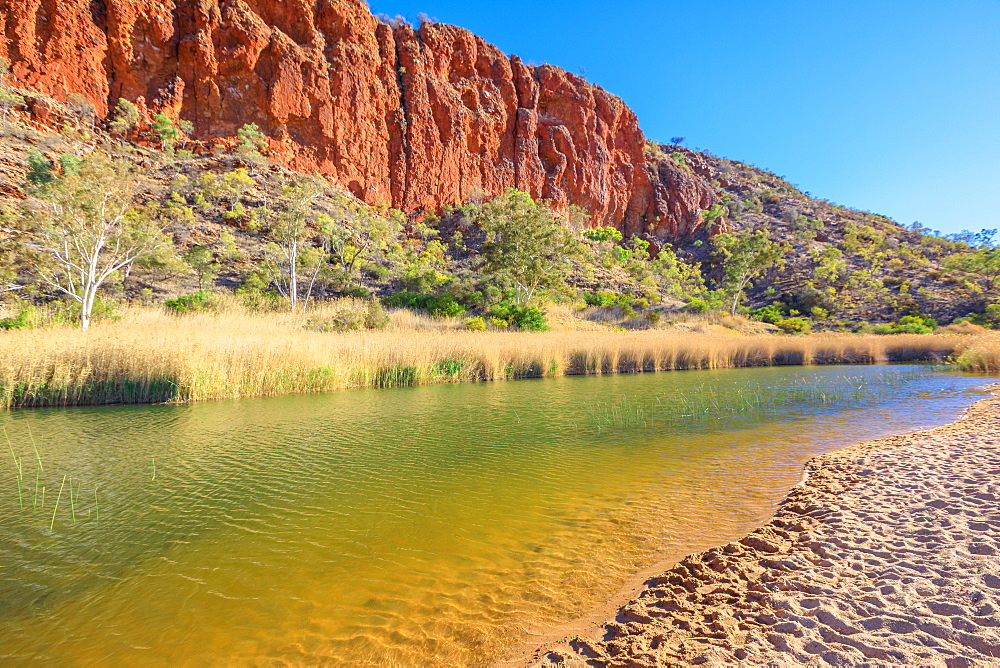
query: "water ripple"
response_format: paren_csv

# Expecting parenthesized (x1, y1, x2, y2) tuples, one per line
(0, 365, 992, 665)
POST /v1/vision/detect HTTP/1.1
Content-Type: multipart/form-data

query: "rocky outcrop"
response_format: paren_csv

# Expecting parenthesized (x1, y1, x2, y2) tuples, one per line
(0, 0, 719, 239)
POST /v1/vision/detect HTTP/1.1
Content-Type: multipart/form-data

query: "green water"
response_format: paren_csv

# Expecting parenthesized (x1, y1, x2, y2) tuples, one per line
(0, 365, 991, 666)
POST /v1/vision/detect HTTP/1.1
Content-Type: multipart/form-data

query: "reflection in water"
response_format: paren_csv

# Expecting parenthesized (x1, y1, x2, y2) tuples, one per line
(0, 366, 990, 665)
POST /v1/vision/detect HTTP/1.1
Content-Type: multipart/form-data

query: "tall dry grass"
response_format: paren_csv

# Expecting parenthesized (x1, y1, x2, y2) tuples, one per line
(0, 303, 976, 408)
(954, 332, 1000, 372)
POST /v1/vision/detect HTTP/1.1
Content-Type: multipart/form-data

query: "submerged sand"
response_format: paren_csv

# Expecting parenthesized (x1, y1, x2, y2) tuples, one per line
(529, 387, 1000, 667)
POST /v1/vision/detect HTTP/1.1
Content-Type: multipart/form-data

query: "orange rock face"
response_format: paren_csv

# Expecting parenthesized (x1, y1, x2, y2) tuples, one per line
(0, 0, 718, 240)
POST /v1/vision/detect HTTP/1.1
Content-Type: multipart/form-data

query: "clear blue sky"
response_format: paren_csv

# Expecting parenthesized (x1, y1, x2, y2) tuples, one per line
(368, 0, 999, 235)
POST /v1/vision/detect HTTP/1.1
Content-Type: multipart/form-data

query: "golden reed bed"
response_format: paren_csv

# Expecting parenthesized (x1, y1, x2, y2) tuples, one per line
(0, 305, 986, 408)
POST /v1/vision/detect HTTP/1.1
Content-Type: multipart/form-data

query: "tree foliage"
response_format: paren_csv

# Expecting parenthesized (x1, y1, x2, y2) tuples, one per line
(15, 155, 169, 330)
(946, 246, 1000, 304)
(109, 98, 142, 141)
(712, 229, 788, 314)
(263, 174, 327, 311)
(325, 194, 402, 292)
(236, 123, 268, 164)
(152, 114, 180, 152)
(473, 189, 580, 304)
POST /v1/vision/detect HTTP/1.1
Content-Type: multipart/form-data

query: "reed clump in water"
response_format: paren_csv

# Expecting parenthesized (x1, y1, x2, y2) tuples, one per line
(0, 303, 977, 408)
(6, 432, 100, 528)
(587, 369, 933, 434)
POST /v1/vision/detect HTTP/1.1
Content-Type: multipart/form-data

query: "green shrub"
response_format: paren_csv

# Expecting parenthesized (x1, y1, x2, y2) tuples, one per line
(306, 301, 389, 332)
(901, 314, 937, 328)
(788, 285, 838, 315)
(702, 204, 726, 223)
(882, 323, 932, 334)
(776, 317, 812, 334)
(583, 290, 617, 307)
(383, 291, 463, 317)
(341, 284, 373, 300)
(854, 321, 875, 334)
(875, 314, 937, 335)
(363, 301, 390, 329)
(750, 303, 786, 325)
(955, 304, 1000, 329)
(582, 227, 624, 243)
(487, 303, 548, 331)
(63, 297, 120, 324)
(164, 290, 219, 314)
(583, 291, 648, 312)
(983, 304, 1000, 328)
(222, 201, 246, 221)
(464, 316, 487, 331)
(0, 307, 39, 330)
(683, 298, 711, 313)
(25, 151, 54, 192)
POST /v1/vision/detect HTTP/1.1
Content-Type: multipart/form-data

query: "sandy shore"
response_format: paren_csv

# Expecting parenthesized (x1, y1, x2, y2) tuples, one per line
(528, 387, 1000, 667)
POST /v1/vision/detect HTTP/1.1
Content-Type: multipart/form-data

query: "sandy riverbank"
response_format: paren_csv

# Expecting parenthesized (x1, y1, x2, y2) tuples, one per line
(528, 386, 1000, 667)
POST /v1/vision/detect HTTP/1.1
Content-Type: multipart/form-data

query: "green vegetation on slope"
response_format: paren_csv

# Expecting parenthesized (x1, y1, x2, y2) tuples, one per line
(0, 91, 999, 339)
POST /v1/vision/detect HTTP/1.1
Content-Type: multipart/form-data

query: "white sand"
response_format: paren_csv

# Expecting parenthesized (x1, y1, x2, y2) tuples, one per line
(529, 389, 1000, 667)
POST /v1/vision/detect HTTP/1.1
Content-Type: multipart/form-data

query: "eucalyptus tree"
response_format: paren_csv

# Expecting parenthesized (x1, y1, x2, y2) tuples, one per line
(17, 155, 168, 330)
(264, 174, 326, 311)
(712, 228, 788, 315)
(474, 189, 580, 305)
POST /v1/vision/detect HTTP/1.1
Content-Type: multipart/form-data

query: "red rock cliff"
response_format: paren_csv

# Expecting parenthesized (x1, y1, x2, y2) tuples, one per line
(0, 0, 717, 239)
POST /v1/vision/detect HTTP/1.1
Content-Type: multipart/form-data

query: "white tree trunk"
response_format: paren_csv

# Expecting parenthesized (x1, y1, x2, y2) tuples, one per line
(288, 241, 298, 310)
(81, 285, 97, 332)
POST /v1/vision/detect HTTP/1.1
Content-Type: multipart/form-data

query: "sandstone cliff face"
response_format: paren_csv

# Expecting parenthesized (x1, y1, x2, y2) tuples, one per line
(0, 0, 718, 239)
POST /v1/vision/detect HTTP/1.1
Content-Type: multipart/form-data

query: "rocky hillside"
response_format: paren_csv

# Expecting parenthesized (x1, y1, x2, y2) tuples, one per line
(655, 146, 981, 323)
(0, 0, 715, 238)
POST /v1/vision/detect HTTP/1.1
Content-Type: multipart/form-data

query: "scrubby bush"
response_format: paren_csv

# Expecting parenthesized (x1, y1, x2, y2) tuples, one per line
(487, 303, 548, 331)
(464, 316, 487, 331)
(787, 284, 838, 315)
(341, 284, 373, 300)
(383, 291, 464, 317)
(306, 300, 389, 332)
(683, 298, 711, 313)
(236, 123, 268, 162)
(582, 227, 623, 243)
(0, 306, 39, 330)
(702, 204, 726, 223)
(750, 303, 786, 325)
(152, 113, 179, 152)
(954, 304, 1000, 329)
(164, 290, 220, 314)
(25, 151, 54, 192)
(582, 290, 619, 307)
(776, 317, 812, 334)
(582, 291, 650, 314)
(874, 314, 937, 335)
(363, 301, 391, 329)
